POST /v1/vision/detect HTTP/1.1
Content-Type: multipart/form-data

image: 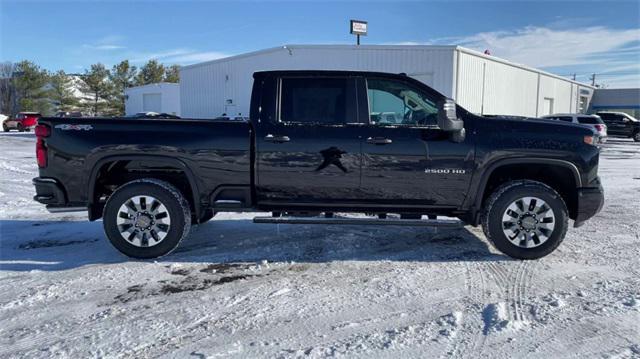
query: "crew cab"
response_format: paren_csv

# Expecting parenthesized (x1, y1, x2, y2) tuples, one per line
(32, 70, 604, 260)
(3, 112, 40, 132)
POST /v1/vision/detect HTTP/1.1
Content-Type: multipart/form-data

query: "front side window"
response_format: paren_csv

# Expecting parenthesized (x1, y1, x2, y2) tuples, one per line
(367, 78, 439, 127)
(280, 77, 348, 124)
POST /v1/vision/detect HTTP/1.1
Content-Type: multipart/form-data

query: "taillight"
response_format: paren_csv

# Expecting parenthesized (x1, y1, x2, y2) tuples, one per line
(35, 124, 50, 168)
(35, 124, 50, 137)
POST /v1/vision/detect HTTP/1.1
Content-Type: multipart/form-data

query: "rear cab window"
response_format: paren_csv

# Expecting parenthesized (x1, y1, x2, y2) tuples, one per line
(279, 77, 356, 125)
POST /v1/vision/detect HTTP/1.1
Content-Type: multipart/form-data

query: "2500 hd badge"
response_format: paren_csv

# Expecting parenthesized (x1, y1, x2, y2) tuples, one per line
(425, 168, 466, 174)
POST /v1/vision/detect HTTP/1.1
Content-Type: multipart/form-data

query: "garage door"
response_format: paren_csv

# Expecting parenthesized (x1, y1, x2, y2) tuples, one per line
(143, 93, 162, 112)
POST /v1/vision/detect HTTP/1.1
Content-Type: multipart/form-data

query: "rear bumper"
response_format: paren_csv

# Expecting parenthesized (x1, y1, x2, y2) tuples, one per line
(33, 177, 67, 205)
(33, 177, 87, 213)
(573, 177, 604, 227)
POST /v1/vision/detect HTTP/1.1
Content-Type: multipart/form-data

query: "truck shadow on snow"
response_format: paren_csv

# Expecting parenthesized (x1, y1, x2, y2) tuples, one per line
(0, 218, 507, 272)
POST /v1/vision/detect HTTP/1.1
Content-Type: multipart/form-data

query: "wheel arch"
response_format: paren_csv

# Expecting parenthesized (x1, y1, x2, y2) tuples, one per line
(87, 155, 201, 221)
(470, 158, 581, 223)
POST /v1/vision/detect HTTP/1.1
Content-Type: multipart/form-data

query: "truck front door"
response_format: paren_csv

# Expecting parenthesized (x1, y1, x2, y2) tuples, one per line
(254, 76, 363, 204)
(358, 76, 475, 207)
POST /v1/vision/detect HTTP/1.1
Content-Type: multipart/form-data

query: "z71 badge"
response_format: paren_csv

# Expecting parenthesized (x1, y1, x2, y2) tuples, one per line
(55, 124, 93, 131)
(424, 168, 466, 174)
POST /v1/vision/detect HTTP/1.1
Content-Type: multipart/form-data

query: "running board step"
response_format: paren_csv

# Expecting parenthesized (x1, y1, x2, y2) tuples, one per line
(252, 216, 463, 227)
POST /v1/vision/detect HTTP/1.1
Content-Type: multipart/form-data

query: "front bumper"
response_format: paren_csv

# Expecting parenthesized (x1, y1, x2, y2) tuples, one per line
(573, 177, 604, 227)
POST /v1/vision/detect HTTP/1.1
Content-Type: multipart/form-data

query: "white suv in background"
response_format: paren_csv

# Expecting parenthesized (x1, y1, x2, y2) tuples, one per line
(542, 114, 608, 143)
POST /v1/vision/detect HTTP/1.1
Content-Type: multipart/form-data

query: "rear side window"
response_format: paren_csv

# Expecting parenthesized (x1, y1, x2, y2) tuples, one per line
(598, 113, 617, 122)
(577, 116, 603, 124)
(280, 77, 350, 124)
(546, 116, 573, 122)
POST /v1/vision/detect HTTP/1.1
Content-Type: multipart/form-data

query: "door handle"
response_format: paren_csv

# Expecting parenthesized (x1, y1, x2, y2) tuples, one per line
(366, 137, 393, 145)
(264, 134, 290, 143)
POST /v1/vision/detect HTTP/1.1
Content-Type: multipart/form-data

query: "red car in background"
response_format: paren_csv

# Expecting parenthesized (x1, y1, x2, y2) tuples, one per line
(3, 112, 41, 132)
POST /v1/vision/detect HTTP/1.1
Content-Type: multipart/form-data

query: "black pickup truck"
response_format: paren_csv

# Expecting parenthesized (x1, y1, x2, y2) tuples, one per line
(33, 70, 604, 259)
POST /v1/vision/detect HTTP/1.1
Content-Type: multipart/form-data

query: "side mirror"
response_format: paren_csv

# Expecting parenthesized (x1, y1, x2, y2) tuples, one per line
(437, 98, 464, 132)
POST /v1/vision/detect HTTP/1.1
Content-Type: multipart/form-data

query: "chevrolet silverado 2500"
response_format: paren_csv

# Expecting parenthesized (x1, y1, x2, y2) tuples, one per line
(32, 70, 604, 259)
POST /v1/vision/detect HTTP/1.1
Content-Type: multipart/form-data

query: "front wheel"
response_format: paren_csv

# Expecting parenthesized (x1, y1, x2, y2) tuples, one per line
(17, 123, 24, 132)
(103, 179, 191, 259)
(481, 180, 568, 259)
(2, 123, 8, 132)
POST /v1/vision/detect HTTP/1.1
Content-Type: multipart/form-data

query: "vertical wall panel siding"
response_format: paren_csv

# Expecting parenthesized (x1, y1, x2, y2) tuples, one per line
(180, 46, 455, 118)
(456, 51, 588, 117)
(180, 45, 593, 119)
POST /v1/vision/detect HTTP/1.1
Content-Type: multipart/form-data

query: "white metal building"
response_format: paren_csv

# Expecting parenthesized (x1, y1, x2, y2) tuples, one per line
(124, 82, 181, 116)
(180, 45, 595, 118)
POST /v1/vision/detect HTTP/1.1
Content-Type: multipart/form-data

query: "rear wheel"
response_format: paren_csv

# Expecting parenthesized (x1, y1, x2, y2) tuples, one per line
(2, 123, 8, 132)
(482, 180, 568, 259)
(17, 123, 24, 132)
(633, 130, 640, 142)
(103, 179, 191, 259)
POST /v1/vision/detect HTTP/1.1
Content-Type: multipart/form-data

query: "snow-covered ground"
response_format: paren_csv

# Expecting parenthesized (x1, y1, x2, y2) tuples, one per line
(0, 131, 639, 358)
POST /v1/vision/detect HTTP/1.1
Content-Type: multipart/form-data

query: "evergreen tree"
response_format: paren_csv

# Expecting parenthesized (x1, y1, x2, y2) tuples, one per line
(49, 70, 79, 113)
(109, 60, 137, 115)
(12, 60, 51, 115)
(135, 60, 165, 85)
(79, 63, 114, 116)
(164, 64, 180, 83)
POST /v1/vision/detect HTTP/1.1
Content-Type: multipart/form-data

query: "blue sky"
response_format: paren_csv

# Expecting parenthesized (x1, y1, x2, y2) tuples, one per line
(1, 0, 639, 88)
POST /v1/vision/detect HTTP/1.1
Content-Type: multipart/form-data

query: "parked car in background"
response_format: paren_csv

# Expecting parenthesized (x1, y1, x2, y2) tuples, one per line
(3, 112, 41, 132)
(542, 114, 607, 144)
(595, 112, 640, 142)
(54, 111, 84, 118)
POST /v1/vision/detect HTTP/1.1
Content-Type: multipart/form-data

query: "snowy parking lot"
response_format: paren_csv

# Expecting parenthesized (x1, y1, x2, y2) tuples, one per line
(0, 131, 639, 358)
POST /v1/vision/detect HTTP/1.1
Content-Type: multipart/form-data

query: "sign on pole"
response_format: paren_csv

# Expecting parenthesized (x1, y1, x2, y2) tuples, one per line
(350, 20, 367, 45)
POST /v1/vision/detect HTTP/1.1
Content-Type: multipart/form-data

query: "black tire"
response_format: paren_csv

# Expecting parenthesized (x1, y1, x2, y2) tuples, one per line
(17, 123, 24, 132)
(2, 124, 8, 132)
(103, 179, 191, 259)
(481, 180, 568, 260)
(633, 131, 640, 142)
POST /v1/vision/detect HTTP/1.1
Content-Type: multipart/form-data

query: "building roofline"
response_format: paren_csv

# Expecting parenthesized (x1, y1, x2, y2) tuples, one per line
(125, 82, 179, 91)
(180, 44, 458, 70)
(180, 44, 594, 88)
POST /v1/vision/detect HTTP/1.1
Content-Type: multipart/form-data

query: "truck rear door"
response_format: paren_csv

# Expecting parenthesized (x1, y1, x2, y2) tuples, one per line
(358, 76, 475, 207)
(254, 75, 363, 204)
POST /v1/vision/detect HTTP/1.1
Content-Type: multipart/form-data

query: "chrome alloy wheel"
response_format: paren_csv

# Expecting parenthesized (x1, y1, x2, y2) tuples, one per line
(501, 196, 555, 248)
(116, 195, 171, 247)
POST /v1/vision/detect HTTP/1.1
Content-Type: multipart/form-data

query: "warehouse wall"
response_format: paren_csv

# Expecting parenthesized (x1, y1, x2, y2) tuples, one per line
(124, 83, 181, 116)
(180, 45, 456, 118)
(456, 50, 593, 117)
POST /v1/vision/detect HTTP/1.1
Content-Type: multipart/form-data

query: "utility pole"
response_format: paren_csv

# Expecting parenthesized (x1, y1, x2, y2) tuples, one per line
(572, 73, 576, 81)
(590, 73, 596, 86)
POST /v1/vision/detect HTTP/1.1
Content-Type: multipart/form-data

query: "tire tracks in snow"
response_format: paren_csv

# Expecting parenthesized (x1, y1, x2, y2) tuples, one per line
(445, 261, 489, 359)
(446, 259, 537, 359)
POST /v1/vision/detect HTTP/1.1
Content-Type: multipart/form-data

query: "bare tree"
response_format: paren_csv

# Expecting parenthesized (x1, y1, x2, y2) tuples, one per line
(0, 62, 19, 116)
